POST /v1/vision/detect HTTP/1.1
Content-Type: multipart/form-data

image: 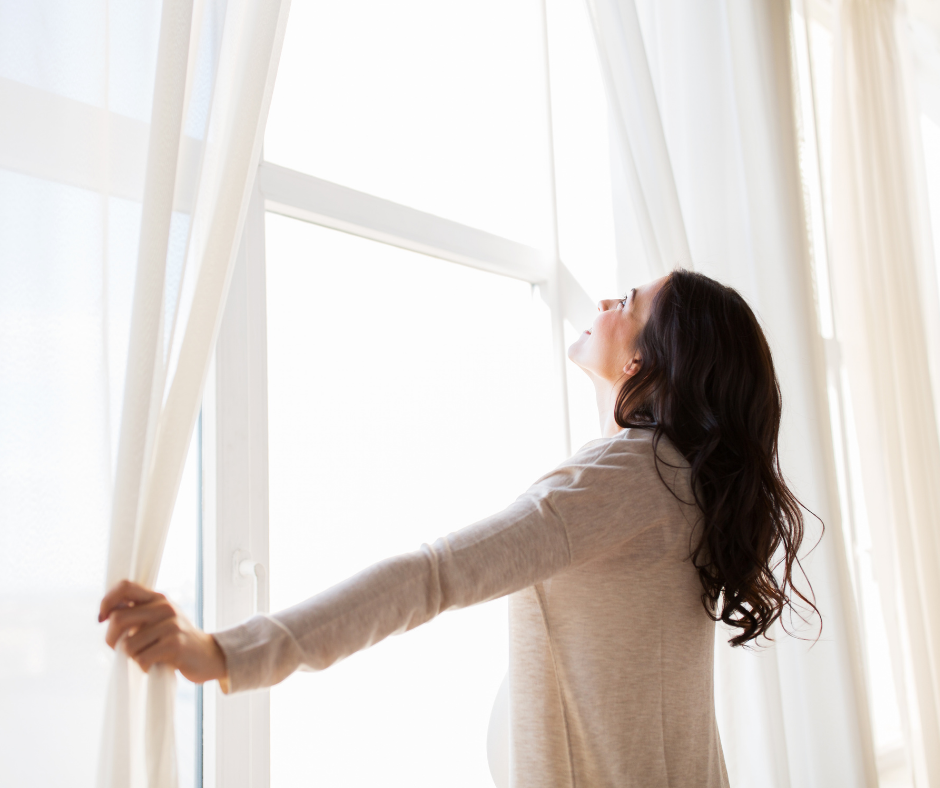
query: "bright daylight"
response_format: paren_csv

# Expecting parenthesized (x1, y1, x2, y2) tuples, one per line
(3, 1, 940, 787)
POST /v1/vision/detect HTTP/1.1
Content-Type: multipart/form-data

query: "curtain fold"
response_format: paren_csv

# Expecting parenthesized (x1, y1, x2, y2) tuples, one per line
(830, 0, 940, 784)
(583, 0, 691, 275)
(99, 3, 196, 785)
(595, 1, 876, 785)
(96, 1, 291, 786)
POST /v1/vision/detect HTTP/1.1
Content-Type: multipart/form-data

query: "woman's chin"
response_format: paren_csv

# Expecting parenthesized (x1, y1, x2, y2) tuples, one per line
(567, 332, 592, 363)
(567, 350, 589, 372)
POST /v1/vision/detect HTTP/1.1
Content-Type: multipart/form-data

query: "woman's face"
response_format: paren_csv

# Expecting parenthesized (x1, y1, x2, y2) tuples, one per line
(567, 276, 667, 383)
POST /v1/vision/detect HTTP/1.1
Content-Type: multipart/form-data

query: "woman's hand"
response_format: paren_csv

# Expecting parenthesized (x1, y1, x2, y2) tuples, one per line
(99, 579, 228, 685)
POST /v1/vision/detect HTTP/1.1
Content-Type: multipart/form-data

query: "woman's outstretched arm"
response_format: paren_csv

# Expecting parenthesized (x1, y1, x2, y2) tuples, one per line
(99, 431, 678, 693)
(213, 488, 574, 692)
(97, 490, 571, 693)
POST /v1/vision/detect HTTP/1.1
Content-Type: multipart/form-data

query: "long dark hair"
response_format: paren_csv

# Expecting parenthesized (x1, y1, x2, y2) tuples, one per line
(617, 268, 820, 646)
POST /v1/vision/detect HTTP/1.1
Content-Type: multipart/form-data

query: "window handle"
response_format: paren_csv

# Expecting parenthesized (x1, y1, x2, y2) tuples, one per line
(233, 550, 268, 615)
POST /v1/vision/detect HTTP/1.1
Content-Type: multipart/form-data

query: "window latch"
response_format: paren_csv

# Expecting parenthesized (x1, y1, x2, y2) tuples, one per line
(233, 549, 268, 615)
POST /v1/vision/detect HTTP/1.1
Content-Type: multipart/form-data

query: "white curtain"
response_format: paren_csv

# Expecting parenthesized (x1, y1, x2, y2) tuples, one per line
(587, 1, 877, 785)
(583, 0, 689, 275)
(830, 0, 940, 784)
(95, 1, 290, 785)
(0, 0, 286, 786)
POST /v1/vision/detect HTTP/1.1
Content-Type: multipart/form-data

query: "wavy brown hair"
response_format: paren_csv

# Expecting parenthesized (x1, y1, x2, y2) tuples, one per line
(617, 268, 820, 646)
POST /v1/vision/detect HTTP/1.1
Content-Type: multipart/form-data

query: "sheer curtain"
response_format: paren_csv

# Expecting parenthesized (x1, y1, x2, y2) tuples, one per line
(829, 0, 940, 784)
(582, 0, 689, 276)
(586, 1, 877, 785)
(0, 0, 288, 786)
(96, 1, 290, 786)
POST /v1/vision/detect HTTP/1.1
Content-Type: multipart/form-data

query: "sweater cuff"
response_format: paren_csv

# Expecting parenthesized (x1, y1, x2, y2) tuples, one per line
(212, 614, 305, 693)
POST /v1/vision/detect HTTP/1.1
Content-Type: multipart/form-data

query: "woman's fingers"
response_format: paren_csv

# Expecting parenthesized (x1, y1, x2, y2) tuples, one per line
(99, 579, 161, 623)
(105, 597, 176, 649)
(124, 617, 180, 660)
(131, 625, 183, 674)
(98, 581, 229, 684)
(123, 615, 227, 683)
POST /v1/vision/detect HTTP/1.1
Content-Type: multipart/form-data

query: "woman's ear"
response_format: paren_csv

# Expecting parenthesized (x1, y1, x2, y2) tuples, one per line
(623, 355, 642, 377)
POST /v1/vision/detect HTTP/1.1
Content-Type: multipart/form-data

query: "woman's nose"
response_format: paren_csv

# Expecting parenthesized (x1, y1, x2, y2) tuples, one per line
(597, 299, 612, 312)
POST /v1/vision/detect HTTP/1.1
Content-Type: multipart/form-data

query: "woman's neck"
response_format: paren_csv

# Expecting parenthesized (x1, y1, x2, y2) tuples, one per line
(589, 373, 624, 438)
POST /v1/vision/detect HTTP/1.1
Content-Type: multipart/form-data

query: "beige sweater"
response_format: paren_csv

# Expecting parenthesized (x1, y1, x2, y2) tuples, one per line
(214, 427, 729, 788)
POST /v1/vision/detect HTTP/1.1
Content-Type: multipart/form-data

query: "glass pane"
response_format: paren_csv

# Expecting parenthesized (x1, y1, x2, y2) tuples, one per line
(265, 214, 560, 787)
(543, 0, 621, 450)
(264, 0, 554, 250)
(545, 0, 619, 303)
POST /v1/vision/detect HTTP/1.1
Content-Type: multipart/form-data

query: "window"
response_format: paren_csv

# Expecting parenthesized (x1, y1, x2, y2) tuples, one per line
(264, 0, 554, 250)
(204, 1, 621, 786)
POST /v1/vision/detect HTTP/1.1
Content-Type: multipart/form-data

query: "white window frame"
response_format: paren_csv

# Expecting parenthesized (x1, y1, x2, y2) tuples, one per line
(200, 3, 600, 786)
(202, 181, 271, 788)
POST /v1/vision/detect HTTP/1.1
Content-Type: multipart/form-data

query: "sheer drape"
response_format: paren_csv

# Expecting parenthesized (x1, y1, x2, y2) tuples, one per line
(1, 4, 166, 784)
(830, 0, 940, 784)
(588, 1, 877, 785)
(583, 0, 690, 275)
(96, 1, 290, 785)
(0, 0, 287, 785)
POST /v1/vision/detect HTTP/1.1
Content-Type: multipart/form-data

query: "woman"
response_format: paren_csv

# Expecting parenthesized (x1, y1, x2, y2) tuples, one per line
(100, 269, 818, 788)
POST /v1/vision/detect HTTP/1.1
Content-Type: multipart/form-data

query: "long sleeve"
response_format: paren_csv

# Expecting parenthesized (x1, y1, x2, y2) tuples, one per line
(212, 430, 691, 693)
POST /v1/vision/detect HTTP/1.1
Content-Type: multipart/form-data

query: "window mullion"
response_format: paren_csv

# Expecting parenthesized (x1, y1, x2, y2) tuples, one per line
(539, 0, 572, 458)
(258, 162, 553, 285)
(204, 181, 270, 788)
